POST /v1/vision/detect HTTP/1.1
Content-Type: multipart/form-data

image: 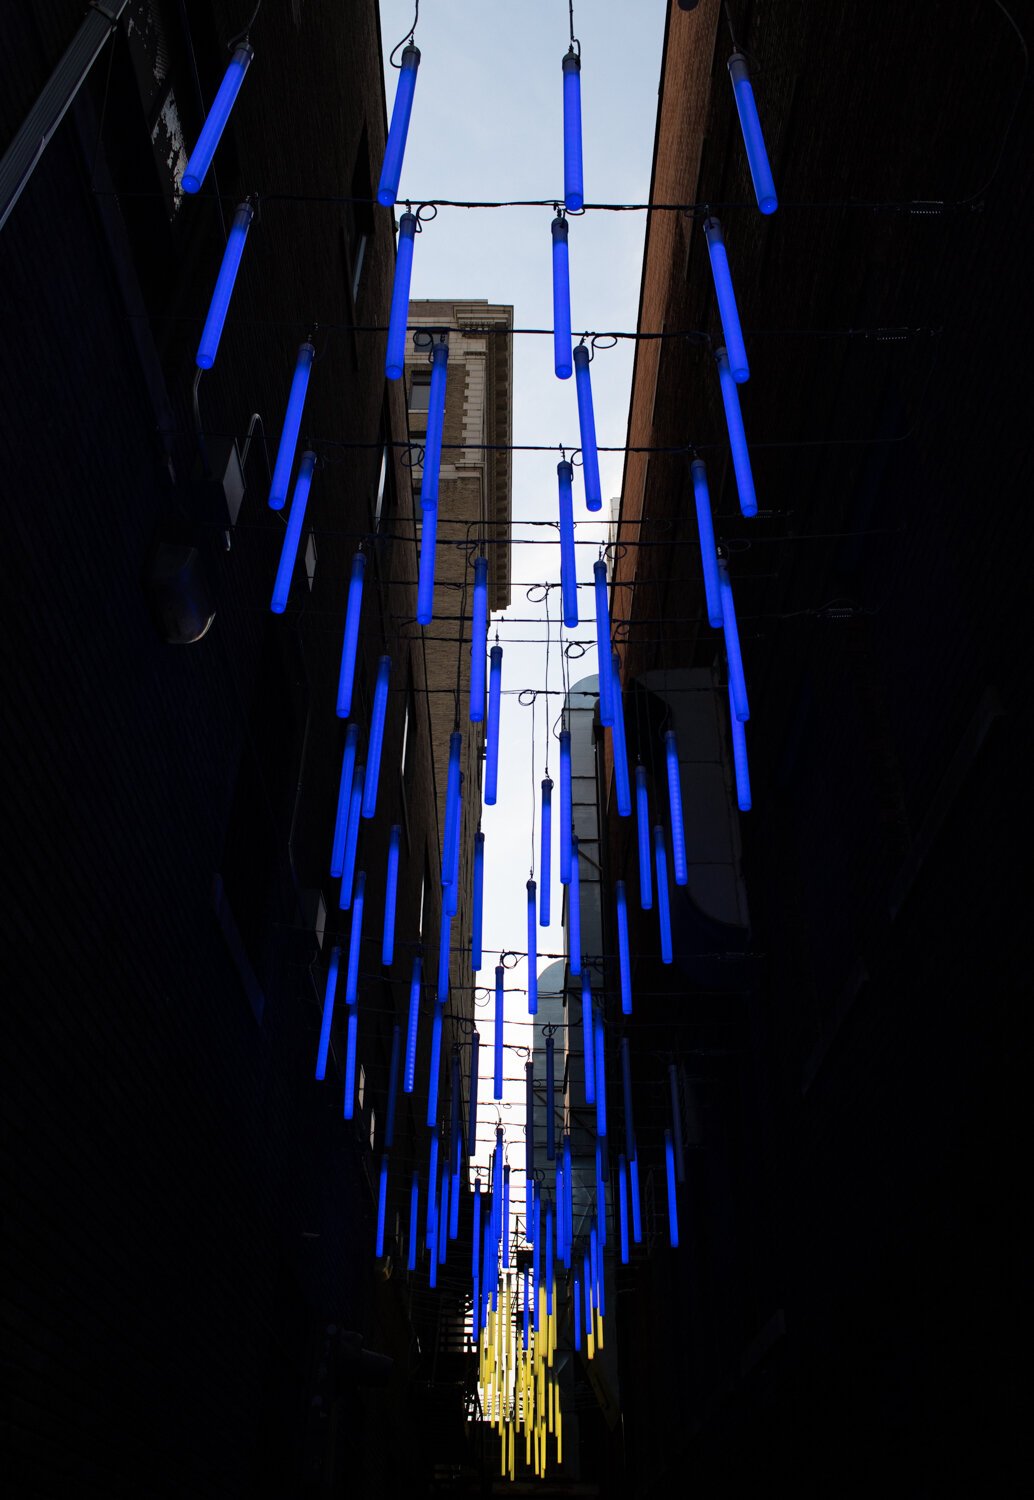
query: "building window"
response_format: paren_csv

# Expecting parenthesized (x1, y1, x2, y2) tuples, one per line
(418, 868, 426, 941)
(305, 532, 318, 590)
(373, 443, 389, 531)
(358, 1064, 366, 1113)
(345, 126, 374, 306)
(409, 372, 432, 413)
(369, 1107, 377, 1152)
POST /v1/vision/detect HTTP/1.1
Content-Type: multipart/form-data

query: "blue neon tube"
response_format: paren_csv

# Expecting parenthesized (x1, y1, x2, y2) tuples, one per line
(621, 1037, 636, 1166)
(573, 1273, 582, 1349)
(330, 724, 359, 877)
(182, 43, 253, 194)
(559, 730, 572, 884)
(718, 560, 750, 721)
(470, 556, 488, 721)
(716, 347, 758, 518)
(339, 763, 364, 911)
(437, 909, 451, 1005)
(573, 344, 602, 510)
(532, 1196, 542, 1329)
(492, 1130, 503, 1242)
(546, 1036, 556, 1162)
(730, 682, 752, 810)
(196, 201, 253, 369)
(654, 824, 673, 965)
(361, 655, 391, 817)
(271, 450, 316, 614)
(444, 765, 462, 921)
(618, 1153, 629, 1265)
(668, 1063, 686, 1184)
(382, 824, 401, 966)
(523, 1267, 530, 1349)
(564, 1135, 573, 1226)
(594, 562, 614, 724)
(728, 52, 778, 216)
(268, 341, 315, 510)
(582, 972, 595, 1105)
(551, 216, 573, 379)
(616, 879, 632, 1015)
(377, 45, 421, 207)
(472, 1179, 482, 1277)
(485, 646, 502, 804)
(450, 1163, 459, 1241)
(594, 1015, 607, 1137)
(704, 217, 750, 383)
(557, 461, 579, 628)
(472, 831, 484, 970)
(635, 766, 653, 910)
(596, 1140, 606, 1251)
(691, 459, 724, 629)
(556, 1160, 565, 1263)
(665, 729, 688, 886)
(665, 1129, 679, 1248)
(562, 50, 584, 211)
(385, 212, 417, 379)
(610, 652, 632, 816)
(404, 953, 421, 1093)
(336, 552, 366, 718)
(545, 1209, 554, 1315)
(419, 342, 449, 509)
(427, 1005, 442, 1128)
(540, 779, 552, 926)
(583, 1255, 592, 1334)
(315, 946, 340, 1081)
(630, 1151, 642, 1243)
(376, 1153, 389, 1256)
(439, 1166, 449, 1263)
(569, 834, 582, 978)
(441, 731, 462, 886)
(416, 499, 437, 627)
(494, 967, 504, 1099)
(590, 1226, 598, 1303)
(408, 1168, 419, 1271)
(343, 1009, 358, 1120)
(468, 1032, 480, 1160)
(526, 1061, 535, 1185)
(502, 1166, 510, 1268)
(426, 1133, 439, 1250)
(450, 1047, 461, 1170)
(385, 1024, 401, 1149)
(345, 871, 366, 1005)
(527, 881, 538, 1014)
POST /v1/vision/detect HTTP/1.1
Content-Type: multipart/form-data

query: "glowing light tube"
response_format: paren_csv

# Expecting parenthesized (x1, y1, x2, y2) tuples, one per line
(427, 1005, 443, 1128)
(573, 1273, 582, 1350)
(330, 725, 359, 877)
(404, 954, 421, 1093)
(618, 1153, 629, 1265)
(385, 212, 417, 379)
(408, 1169, 419, 1271)
(502, 1166, 510, 1267)
(551, 216, 573, 379)
(470, 556, 488, 721)
(545, 1209, 555, 1315)
(532, 1196, 542, 1330)
(635, 766, 653, 910)
(196, 201, 253, 369)
(716, 347, 758, 518)
(494, 966, 504, 1099)
(718, 560, 750, 721)
(691, 459, 724, 629)
(583, 1256, 592, 1341)
(343, 1010, 358, 1120)
(485, 645, 502, 804)
(728, 51, 778, 215)
(616, 880, 632, 1015)
(385, 1025, 400, 1149)
(472, 1178, 482, 1277)
(594, 1015, 607, 1137)
(271, 450, 315, 614)
(450, 1048, 461, 1173)
(362, 655, 391, 817)
(555, 732, 573, 887)
(472, 831, 484, 970)
(441, 731, 462, 886)
(557, 461, 579, 628)
(345, 871, 366, 1005)
(621, 1037, 636, 1165)
(526, 1061, 535, 1184)
(572, 344, 602, 510)
(527, 881, 538, 1014)
(654, 824, 674, 965)
(381, 824, 401, 966)
(594, 561, 614, 725)
(335, 552, 366, 718)
(610, 653, 632, 816)
(668, 1062, 685, 1184)
(540, 779, 553, 925)
(268, 341, 315, 510)
(564, 1134, 574, 1255)
(339, 763, 364, 911)
(665, 1128, 679, 1248)
(182, 43, 253, 194)
(590, 1225, 599, 1300)
(437, 910, 451, 1004)
(664, 729, 688, 886)
(703, 217, 749, 383)
(439, 1162, 449, 1263)
(416, 499, 437, 626)
(468, 1031, 480, 1160)
(569, 834, 582, 978)
(630, 1152, 642, 1243)
(376, 1153, 389, 1256)
(556, 1160, 566, 1264)
(562, 50, 584, 211)
(730, 682, 752, 810)
(419, 342, 449, 509)
(582, 973, 595, 1105)
(426, 1134, 439, 1250)
(523, 1266, 530, 1348)
(444, 766, 462, 920)
(377, 45, 421, 207)
(315, 946, 340, 1080)
(546, 1036, 556, 1161)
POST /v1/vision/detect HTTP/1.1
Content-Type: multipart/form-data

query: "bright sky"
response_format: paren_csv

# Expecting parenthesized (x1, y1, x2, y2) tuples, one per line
(378, 0, 667, 1180)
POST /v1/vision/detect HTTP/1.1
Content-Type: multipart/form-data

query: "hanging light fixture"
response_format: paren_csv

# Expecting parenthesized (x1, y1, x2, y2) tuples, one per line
(343, 1009, 359, 1120)
(618, 1154, 629, 1265)
(502, 1165, 511, 1267)
(330, 725, 359, 877)
(557, 460, 579, 627)
(385, 212, 417, 380)
(437, 908, 452, 1004)
(551, 216, 573, 379)
(196, 201, 253, 369)
(382, 824, 401, 966)
(540, 778, 553, 925)
(527, 880, 538, 1013)
(718, 559, 750, 721)
(377, 44, 421, 207)
(472, 1179, 482, 1319)
(525, 1061, 536, 1229)
(494, 966, 504, 1099)
(270, 450, 316, 614)
(470, 556, 489, 721)
(268, 340, 315, 510)
(581, 973, 595, 1104)
(573, 1271, 582, 1350)
(385, 1026, 400, 1149)
(558, 730, 573, 884)
(441, 731, 462, 887)
(634, 766, 653, 910)
(404, 953, 422, 1093)
(419, 340, 449, 509)
(664, 1129, 679, 1247)
(345, 871, 366, 1004)
(472, 831, 485, 970)
(703, 217, 749, 382)
(569, 834, 582, 978)
(616, 880, 632, 1014)
(408, 1168, 419, 1271)
(730, 682, 752, 810)
(315, 945, 340, 1081)
(691, 459, 724, 629)
(573, 345, 602, 511)
(593, 561, 614, 725)
(427, 1005, 443, 1127)
(594, 1015, 607, 1137)
(562, 45, 583, 211)
(182, 42, 254, 194)
(609, 652, 632, 816)
(361, 655, 391, 817)
(336, 552, 366, 718)
(469, 1033, 480, 1159)
(546, 1036, 556, 1161)
(416, 499, 437, 627)
(426, 1133, 439, 1250)
(668, 1063, 686, 1184)
(485, 644, 503, 804)
(339, 761, 365, 911)
(664, 729, 688, 886)
(376, 1154, 389, 1256)
(621, 1037, 636, 1168)
(715, 347, 758, 518)
(653, 825, 674, 965)
(728, 52, 778, 215)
